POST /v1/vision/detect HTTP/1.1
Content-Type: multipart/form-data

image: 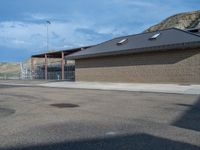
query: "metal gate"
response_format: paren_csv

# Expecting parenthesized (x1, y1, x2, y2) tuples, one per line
(64, 64, 75, 81)
(34, 64, 75, 81)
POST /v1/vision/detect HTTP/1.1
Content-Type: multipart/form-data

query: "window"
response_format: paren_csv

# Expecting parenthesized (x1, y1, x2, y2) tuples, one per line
(117, 38, 128, 45)
(149, 33, 160, 40)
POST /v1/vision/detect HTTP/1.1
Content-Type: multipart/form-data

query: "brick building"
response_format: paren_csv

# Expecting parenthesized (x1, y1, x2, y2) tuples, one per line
(66, 28, 200, 84)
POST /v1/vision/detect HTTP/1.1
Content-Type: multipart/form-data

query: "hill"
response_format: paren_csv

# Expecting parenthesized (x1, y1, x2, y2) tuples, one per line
(0, 62, 21, 79)
(145, 10, 200, 32)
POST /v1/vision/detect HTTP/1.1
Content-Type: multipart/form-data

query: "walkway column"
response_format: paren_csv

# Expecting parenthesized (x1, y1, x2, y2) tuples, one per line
(45, 54, 48, 80)
(31, 57, 35, 80)
(61, 51, 65, 80)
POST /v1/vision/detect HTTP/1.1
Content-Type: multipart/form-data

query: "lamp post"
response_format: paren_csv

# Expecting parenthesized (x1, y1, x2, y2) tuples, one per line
(45, 21, 51, 80)
(46, 20, 51, 51)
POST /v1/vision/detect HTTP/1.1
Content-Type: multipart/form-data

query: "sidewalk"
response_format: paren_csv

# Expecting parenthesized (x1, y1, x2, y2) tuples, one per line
(39, 81, 200, 95)
(1, 81, 200, 95)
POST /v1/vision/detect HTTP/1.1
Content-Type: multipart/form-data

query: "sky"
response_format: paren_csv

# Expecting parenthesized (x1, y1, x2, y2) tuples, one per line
(0, 0, 199, 62)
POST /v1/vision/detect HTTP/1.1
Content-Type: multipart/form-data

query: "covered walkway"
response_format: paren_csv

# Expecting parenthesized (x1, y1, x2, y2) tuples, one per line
(31, 46, 91, 80)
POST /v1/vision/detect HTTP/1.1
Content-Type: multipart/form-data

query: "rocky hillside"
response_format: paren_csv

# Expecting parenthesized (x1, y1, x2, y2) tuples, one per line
(0, 62, 21, 79)
(145, 10, 200, 32)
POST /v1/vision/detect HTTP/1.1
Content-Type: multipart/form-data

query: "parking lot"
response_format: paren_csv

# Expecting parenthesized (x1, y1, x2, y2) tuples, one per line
(0, 82, 200, 149)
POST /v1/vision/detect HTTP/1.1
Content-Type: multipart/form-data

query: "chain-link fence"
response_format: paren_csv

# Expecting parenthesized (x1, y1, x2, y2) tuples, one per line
(34, 64, 75, 81)
(0, 72, 21, 80)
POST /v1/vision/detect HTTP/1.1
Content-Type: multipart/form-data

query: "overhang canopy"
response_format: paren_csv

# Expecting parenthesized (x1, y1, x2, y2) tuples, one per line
(31, 46, 91, 58)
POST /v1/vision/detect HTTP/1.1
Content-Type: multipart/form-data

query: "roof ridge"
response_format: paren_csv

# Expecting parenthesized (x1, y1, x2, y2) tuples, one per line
(116, 27, 200, 39)
(91, 28, 179, 48)
(114, 28, 177, 39)
(173, 27, 200, 38)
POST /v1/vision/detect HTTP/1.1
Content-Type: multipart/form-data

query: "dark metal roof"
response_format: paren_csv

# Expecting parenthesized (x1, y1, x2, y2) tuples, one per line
(66, 28, 200, 60)
(186, 27, 200, 35)
(31, 46, 92, 58)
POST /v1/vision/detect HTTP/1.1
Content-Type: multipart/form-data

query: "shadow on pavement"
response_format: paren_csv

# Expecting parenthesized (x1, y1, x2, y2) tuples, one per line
(0, 85, 21, 89)
(2, 133, 199, 150)
(172, 96, 200, 131)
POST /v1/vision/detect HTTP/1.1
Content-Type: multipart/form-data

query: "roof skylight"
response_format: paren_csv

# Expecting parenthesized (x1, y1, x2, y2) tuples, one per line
(117, 38, 128, 45)
(149, 33, 160, 40)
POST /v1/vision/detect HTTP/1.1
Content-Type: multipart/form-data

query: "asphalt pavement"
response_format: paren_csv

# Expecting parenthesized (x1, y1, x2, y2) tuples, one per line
(0, 82, 199, 149)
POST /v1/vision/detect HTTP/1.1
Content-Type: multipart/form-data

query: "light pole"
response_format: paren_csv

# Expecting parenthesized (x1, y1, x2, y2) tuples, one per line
(46, 20, 51, 51)
(45, 21, 51, 80)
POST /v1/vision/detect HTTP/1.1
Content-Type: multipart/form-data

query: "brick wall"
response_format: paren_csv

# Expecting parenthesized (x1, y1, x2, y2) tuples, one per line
(75, 49, 200, 84)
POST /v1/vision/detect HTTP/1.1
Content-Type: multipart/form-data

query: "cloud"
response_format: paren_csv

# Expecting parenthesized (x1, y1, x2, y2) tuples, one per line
(73, 28, 113, 45)
(0, 0, 198, 61)
(22, 13, 70, 22)
(110, 0, 155, 7)
(0, 19, 120, 54)
(24, 13, 53, 20)
(0, 21, 45, 50)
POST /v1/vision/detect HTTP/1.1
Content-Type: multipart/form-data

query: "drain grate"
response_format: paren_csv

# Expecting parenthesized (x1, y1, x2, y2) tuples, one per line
(50, 103, 79, 108)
